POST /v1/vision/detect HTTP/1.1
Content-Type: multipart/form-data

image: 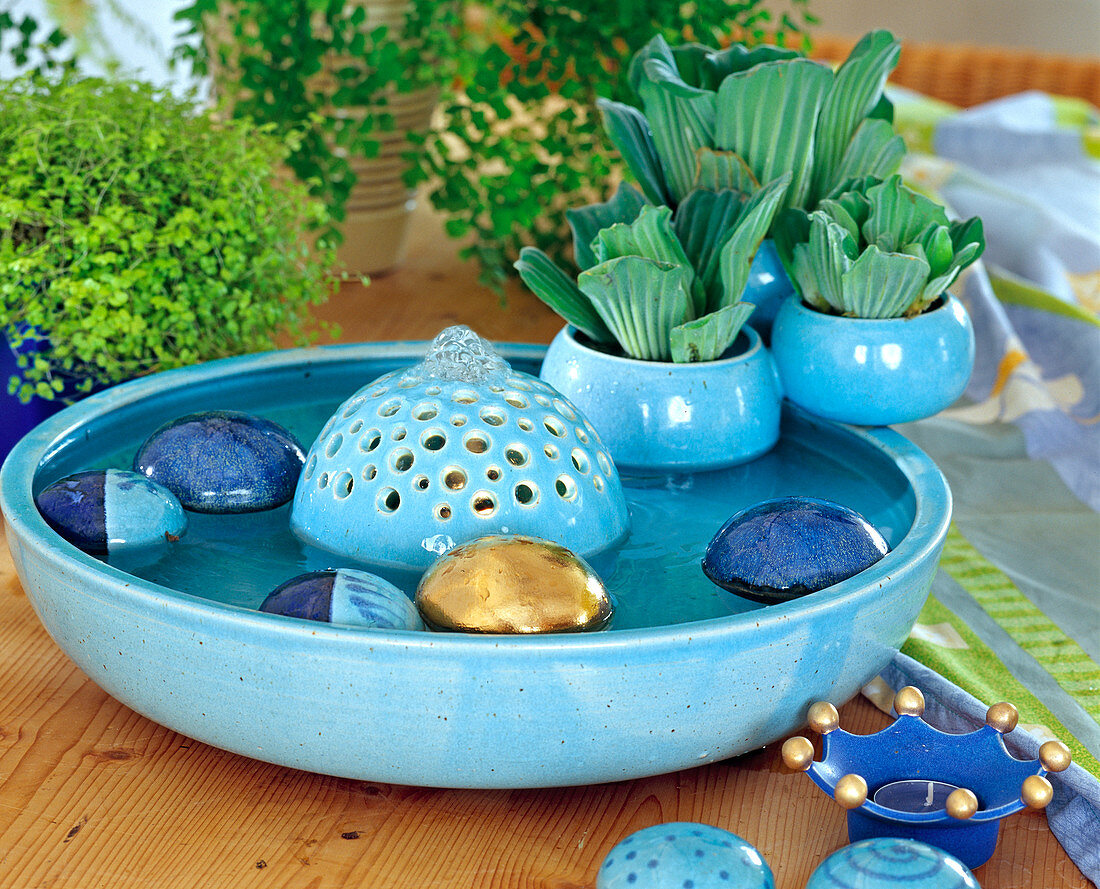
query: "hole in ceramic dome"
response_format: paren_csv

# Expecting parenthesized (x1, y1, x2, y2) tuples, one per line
(349, 419, 364, 434)
(342, 397, 366, 418)
(304, 456, 316, 480)
(334, 472, 354, 499)
(436, 504, 452, 520)
(555, 475, 577, 501)
(472, 492, 496, 516)
(398, 375, 420, 389)
(507, 377, 532, 391)
(414, 474, 430, 490)
(392, 449, 414, 472)
(452, 389, 478, 404)
(413, 403, 439, 421)
(422, 430, 447, 451)
(480, 407, 506, 427)
(487, 384, 504, 393)
(597, 452, 613, 477)
(379, 399, 402, 417)
(450, 414, 467, 427)
(361, 430, 382, 452)
(593, 475, 604, 493)
(369, 387, 388, 398)
(514, 483, 537, 506)
(505, 445, 530, 467)
(444, 468, 467, 491)
(378, 488, 401, 513)
(425, 386, 441, 397)
(575, 427, 589, 444)
(318, 472, 330, 490)
(544, 417, 566, 437)
(517, 418, 534, 432)
(486, 466, 501, 481)
(504, 393, 528, 409)
(362, 464, 377, 481)
(553, 399, 576, 420)
(534, 394, 551, 408)
(464, 433, 490, 454)
(544, 444, 559, 461)
(325, 434, 344, 458)
(570, 449, 590, 474)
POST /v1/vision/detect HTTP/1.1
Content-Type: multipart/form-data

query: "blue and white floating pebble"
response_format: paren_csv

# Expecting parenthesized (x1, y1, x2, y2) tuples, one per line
(134, 410, 305, 513)
(702, 496, 888, 604)
(805, 838, 979, 889)
(260, 568, 424, 631)
(597, 823, 774, 889)
(35, 469, 186, 555)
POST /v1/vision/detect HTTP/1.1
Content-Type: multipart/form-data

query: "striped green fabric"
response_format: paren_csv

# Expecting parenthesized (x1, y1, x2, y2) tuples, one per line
(939, 524, 1100, 724)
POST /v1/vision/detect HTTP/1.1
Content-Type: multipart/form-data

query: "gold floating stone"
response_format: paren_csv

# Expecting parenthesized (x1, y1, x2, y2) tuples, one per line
(415, 534, 613, 634)
(1021, 774, 1054, 809)
(986, 701, 1019, 734)
(946, 787, 979, 820)
(781, 736, 815, 771)
(835, 773, 868, 809)
(893, 685, 925, 717)
(1039, 739, 1072, 773)
(807, 701, 840, 735)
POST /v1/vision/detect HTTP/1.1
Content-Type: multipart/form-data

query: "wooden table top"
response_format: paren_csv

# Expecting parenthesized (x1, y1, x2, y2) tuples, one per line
(0, 205, 1087, 888)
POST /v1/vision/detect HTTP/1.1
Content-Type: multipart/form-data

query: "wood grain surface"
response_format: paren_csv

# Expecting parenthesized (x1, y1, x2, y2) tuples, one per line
(0, 204, 1088, 888)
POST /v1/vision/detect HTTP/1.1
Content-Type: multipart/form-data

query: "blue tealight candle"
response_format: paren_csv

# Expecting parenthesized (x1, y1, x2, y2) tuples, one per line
(873, 780, 960, 814)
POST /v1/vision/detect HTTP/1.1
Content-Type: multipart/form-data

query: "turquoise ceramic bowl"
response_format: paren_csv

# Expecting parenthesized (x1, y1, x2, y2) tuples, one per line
(741, 239, 795, 339)
(0, 342, 951, 789)
(771, 295, 975, 426)
(540, 326, 783, 474)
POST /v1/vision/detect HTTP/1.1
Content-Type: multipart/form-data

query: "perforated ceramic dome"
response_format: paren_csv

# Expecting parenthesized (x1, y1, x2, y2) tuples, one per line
(290, 327, 631, 571)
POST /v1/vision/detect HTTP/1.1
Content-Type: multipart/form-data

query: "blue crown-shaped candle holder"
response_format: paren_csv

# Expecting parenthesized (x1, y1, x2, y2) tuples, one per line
(781, 686, 1072, 869)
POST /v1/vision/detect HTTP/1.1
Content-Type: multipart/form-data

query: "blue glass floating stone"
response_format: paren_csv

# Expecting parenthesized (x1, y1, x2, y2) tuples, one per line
(260, 568, 424, 631)
(134, 410, 305, 513)
(35, 469, 186, 555)
(597, 823, 774, 889)
(701, 496, 888, 604)
(805, 838, 979, 889)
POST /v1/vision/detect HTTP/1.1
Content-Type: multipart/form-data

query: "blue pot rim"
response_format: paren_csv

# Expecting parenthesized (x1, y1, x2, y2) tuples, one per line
(560, 323, 765, 370)
(0, 340, 951, 653)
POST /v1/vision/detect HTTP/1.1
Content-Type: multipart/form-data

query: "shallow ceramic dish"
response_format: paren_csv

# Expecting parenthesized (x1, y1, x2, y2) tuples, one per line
(0, 342, 951, 789)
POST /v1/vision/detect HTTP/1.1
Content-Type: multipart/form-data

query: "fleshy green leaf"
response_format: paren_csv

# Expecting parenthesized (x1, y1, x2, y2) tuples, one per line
(578, 255, 693, 361)
(790, 214, 853, 312)
(809, 30, 901, 204)
(567, 182, 649, 271)
(716, 172, 792, 309)
(692, 148, 760, 195)
(862, 175, 949, 252)
(673, 189, 746, 308)
(597, 99, 672, 207)
(514, 247, 613, 343)
(828, 118, 906, 192)
(704, 43, 802, 84)
(839, 245, 930, 318)
(714, 58, 833, 211)
(670, 302, 754, 363)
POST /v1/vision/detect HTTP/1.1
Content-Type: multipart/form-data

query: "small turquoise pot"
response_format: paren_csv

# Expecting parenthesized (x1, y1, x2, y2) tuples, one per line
(771, 295, 975, 427)
(741, 239, 795, 340)
(539, 325, 782, 474)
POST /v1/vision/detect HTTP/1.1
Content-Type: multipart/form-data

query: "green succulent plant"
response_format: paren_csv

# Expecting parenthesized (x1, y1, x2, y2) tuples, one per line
(515, 174, 790, 363)
(598, 30, 905, 216)
(772, 174, 986, 318)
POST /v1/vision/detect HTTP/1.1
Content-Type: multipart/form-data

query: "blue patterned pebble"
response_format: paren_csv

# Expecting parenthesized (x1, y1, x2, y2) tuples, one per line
(260, 568, 424, 631)
(805, 839, 978, 889)
(701, 496, 888, 604)
(134, 410, 305, 513)
(35, 469, 186, 555)
(597, 823, 774, 889)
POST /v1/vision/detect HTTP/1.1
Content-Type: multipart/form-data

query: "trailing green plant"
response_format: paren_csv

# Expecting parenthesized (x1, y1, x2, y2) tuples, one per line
(174, 0, 466, 245)
(597, 29, 905, 219)
(772, 174, 985, 318)
(0, 75, 337, 403)
(515, 174, 790, 362)
(414, 1, 816, 289)
(0, 9, 75, 78)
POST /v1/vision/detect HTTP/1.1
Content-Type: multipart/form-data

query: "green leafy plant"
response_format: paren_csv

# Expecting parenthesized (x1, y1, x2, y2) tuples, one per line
(415, 1, 816, 289)
(598, 29, 904, 218)
(0, 75, 336, 403)
(515, 174, 790, 362)
(772, 174, 985, 318)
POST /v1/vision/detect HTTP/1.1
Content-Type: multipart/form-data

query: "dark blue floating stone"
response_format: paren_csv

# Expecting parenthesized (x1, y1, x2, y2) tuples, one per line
(260, 568, 424, 630)
(35, 469, 186, 555)
(702, 496, 889, 604)
(134, 410, 305, 513)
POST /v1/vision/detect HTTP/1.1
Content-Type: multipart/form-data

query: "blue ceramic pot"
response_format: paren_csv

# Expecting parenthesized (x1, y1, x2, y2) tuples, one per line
(539, 325, 783, 474)
(770, 295, 975, 426)
(741, 240, 795, 340)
